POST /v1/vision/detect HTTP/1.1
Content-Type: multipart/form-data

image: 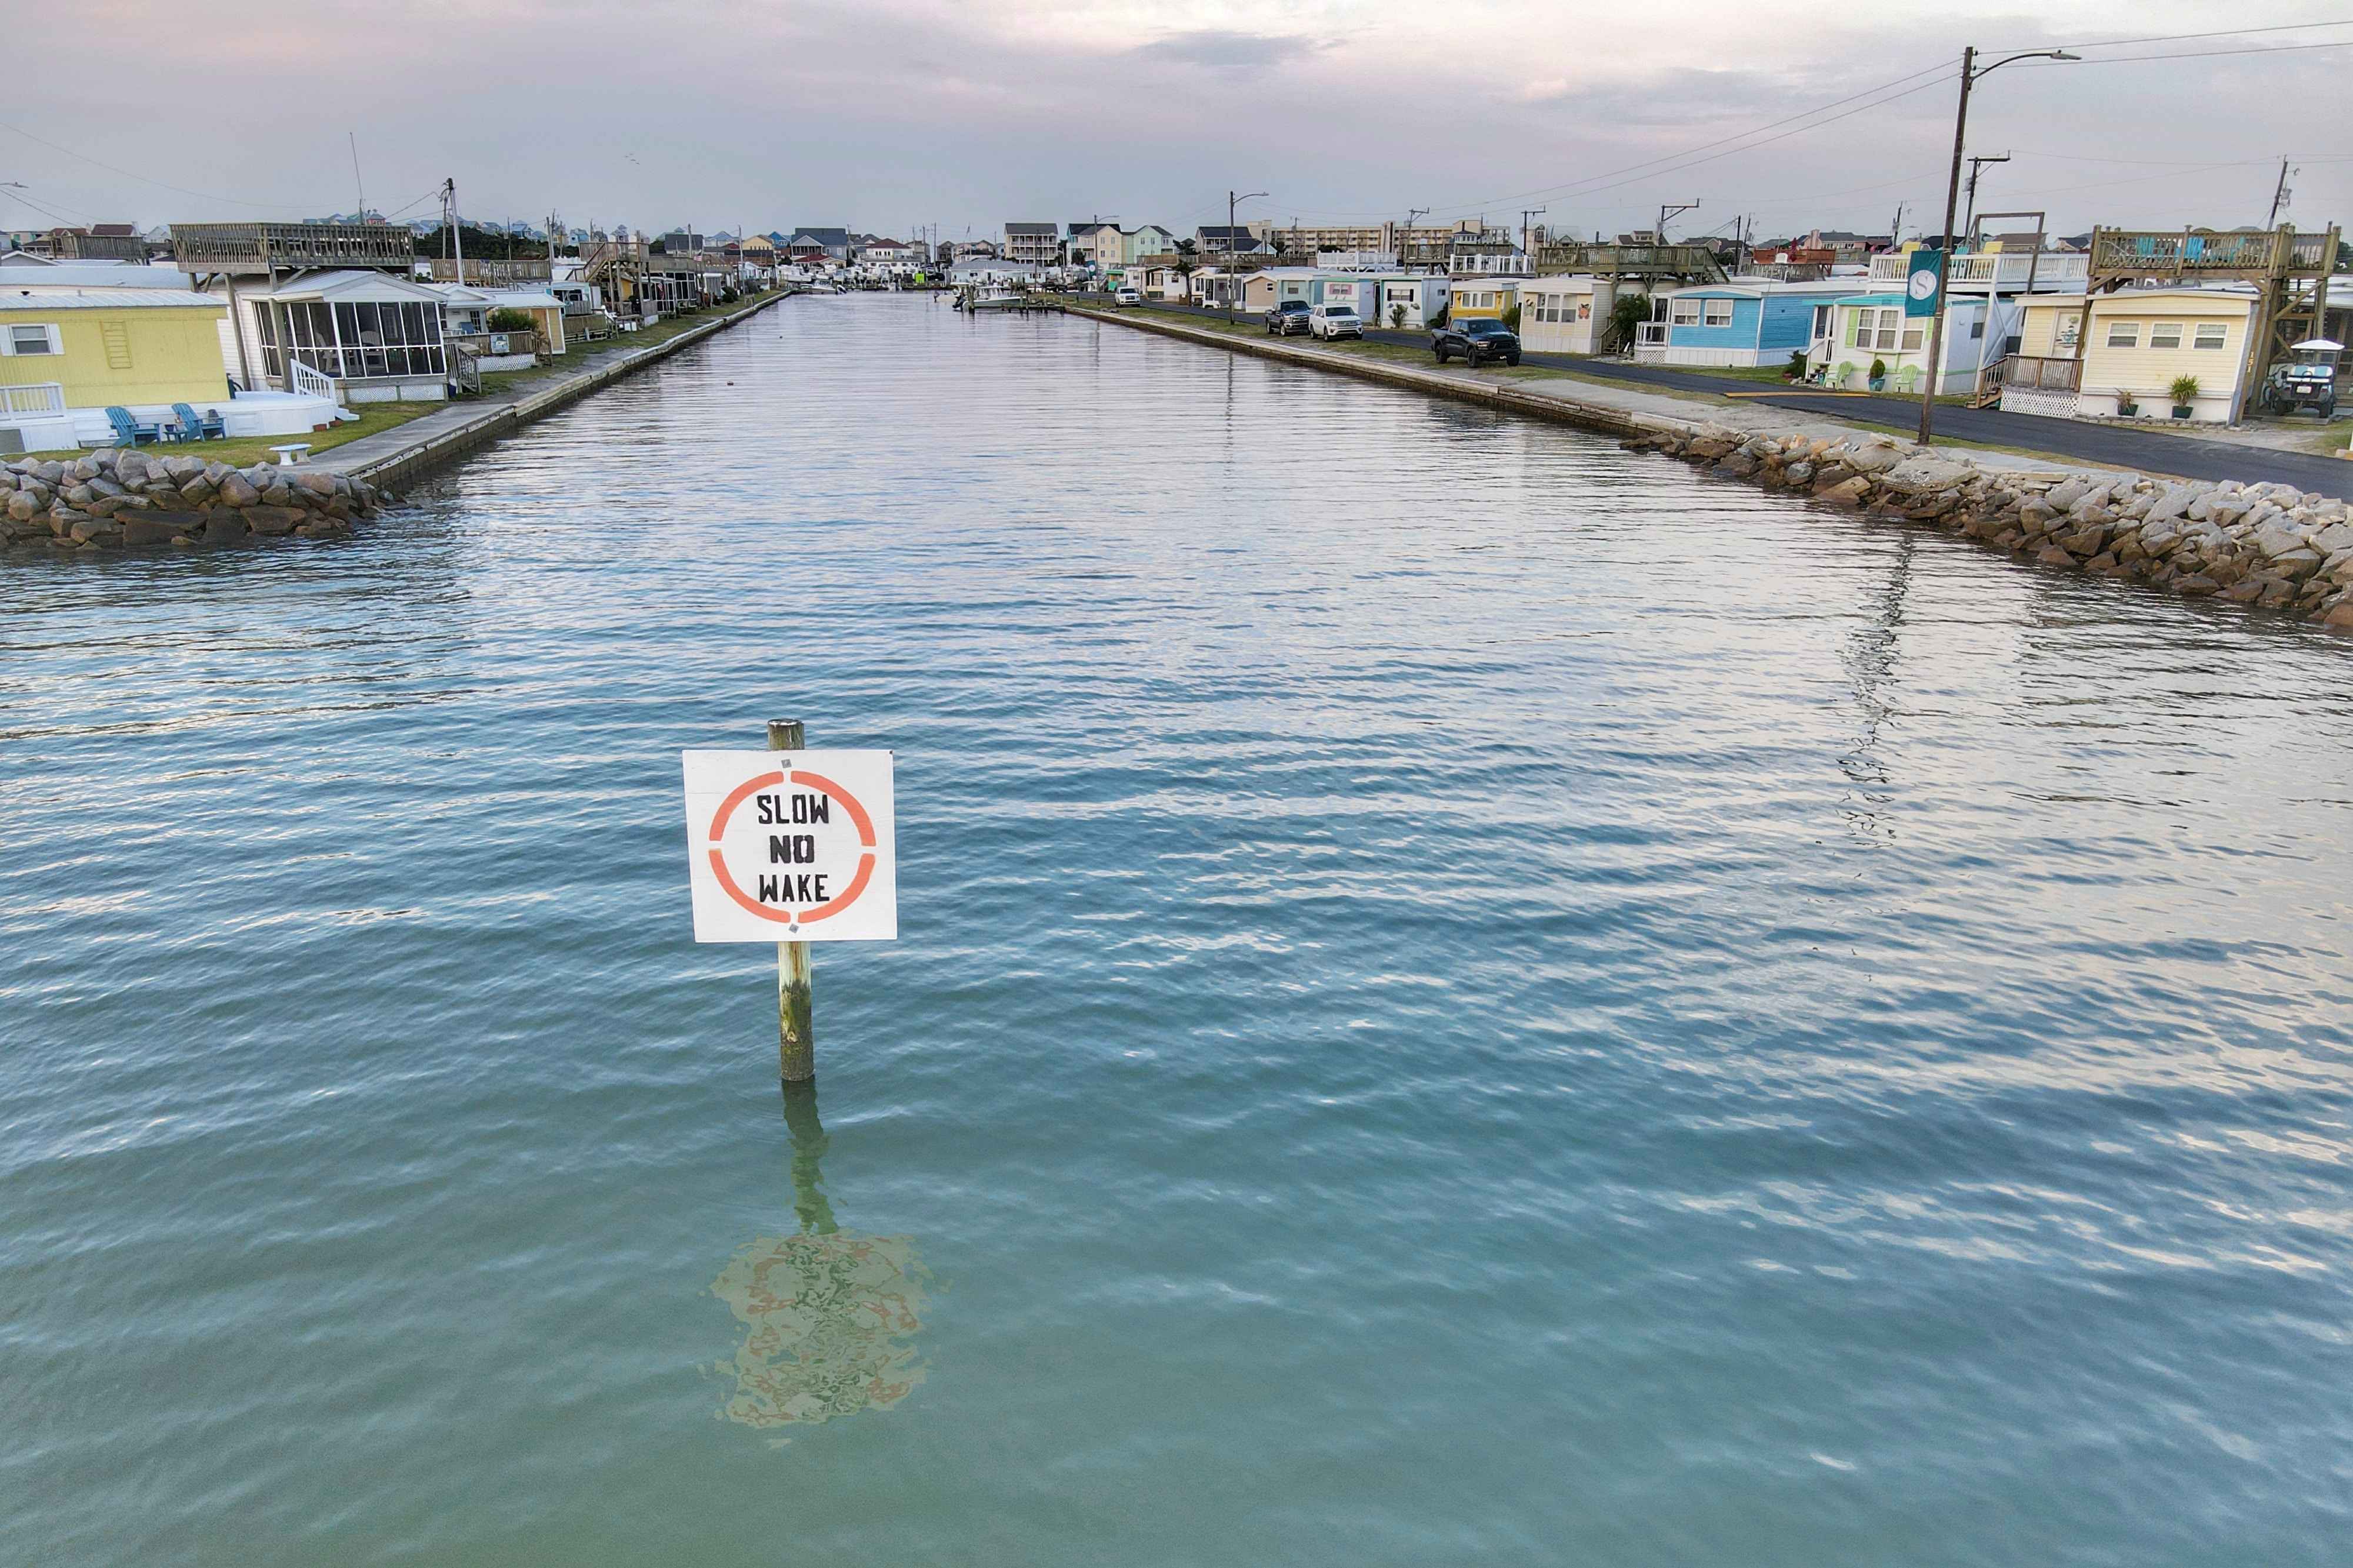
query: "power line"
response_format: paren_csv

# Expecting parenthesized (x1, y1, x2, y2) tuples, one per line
(1265, 58, 1958, 222)
(1988, 18, 2353, 52)
(1493, 71, 1961, 211)
(0, 118, 324, 211)
(2010, 38, 2353, 66)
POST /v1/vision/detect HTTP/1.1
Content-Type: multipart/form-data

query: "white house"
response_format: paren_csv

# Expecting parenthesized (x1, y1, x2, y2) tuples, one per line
(209, 269, 452, 402)
(1515, 275, 1617, 355)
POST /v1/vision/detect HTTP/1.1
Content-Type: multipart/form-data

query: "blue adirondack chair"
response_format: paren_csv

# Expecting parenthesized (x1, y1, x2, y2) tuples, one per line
(105, 406, 162, 446)
(172, 402, 226, 441)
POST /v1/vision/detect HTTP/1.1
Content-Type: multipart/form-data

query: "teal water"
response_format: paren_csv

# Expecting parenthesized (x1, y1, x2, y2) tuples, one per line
(5, 295, 2353, 1564)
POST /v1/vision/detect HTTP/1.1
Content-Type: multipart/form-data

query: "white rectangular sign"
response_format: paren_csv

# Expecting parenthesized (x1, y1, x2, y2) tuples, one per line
(682, 749, 898, 943)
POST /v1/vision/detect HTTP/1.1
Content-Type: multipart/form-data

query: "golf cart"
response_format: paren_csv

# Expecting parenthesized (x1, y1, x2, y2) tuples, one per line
(2259, 338, 2341, 419)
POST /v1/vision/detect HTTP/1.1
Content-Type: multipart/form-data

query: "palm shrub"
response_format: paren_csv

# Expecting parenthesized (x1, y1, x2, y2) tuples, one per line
(2168, 374, 2200, 408)
(1602, 292, 1649, 352)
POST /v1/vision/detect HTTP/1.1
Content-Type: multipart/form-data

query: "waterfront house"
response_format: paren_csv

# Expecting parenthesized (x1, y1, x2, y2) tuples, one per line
(2074, 287, 2258, 422)
(1003, 223, 1059, 265)
(213, 269, 452, 403)
(1195, 226, 1273, 257)
(428, 282, 568, 363)
(1516, 275, 1618, 355)
(1239, 268, 1321, 312)
(786, 228, 852, 264)
(1804, 289, 2027, 395)
(1636, 277, 1856, 368)
(1, 287, 224, 449)
(1377, 276, 1451, 330)
(1995, 288, 2265, 422)
(1446, 277, 1524, 323)
(0, 286, 333, 451)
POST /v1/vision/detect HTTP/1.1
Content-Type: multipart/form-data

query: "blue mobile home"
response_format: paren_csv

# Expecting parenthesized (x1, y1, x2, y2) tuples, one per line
(1635, 277, 1857, 368)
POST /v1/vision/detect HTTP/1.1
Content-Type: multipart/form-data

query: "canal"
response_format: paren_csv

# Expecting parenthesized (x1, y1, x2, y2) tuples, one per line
(5, 293, 2352, 1565)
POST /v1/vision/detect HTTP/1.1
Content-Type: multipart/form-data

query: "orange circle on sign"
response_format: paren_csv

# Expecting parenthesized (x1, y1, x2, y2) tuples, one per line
(706, 768, 877, 925)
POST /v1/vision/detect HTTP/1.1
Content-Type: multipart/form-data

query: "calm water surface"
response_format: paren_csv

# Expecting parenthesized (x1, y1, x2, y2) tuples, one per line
(6, 296, 2353, 1564)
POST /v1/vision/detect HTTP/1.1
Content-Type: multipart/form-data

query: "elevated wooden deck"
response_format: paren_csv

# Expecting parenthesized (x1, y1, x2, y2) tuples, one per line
(171, 222, 415, 275)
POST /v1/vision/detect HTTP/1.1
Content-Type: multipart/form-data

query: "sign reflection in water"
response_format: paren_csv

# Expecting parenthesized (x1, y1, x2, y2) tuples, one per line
(711, 1082, 929, 1437)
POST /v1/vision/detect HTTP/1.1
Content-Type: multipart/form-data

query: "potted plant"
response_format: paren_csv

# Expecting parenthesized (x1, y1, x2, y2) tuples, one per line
(2168, 375, 2199, 419)
(2115, 389, 2139, 417)
(1868, 357, 1887, 392)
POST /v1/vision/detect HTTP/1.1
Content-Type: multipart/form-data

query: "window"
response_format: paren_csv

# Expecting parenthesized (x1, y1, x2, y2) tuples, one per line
(1704, 299, 1735, 328)
(2105, 321, 2139, 348)
(1669, 298, 1702, 325)
(1901, 325, 1924, 352)
(2194, 322, 2228, 349)
(4, 322, 58, 355)
(2149, 322, 2182, 349)
(1852, 307, 1902, 352)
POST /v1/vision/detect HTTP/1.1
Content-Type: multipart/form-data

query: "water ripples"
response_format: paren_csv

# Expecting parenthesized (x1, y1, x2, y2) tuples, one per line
(4, 295, 2352, 1564)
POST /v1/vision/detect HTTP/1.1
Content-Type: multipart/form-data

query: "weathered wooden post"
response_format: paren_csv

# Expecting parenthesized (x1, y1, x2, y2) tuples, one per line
(767, 718, 815, 1082)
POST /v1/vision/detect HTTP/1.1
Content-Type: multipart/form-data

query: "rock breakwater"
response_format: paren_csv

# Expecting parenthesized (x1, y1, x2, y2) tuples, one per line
(2, 445, 384, 551)
(1627, 426, 2353, 632)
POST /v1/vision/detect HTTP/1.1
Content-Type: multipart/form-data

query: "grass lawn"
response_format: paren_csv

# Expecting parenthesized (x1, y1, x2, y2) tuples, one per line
(15, 401, 436, 469)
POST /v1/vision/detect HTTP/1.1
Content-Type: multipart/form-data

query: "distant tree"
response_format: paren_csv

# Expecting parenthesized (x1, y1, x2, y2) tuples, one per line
(1502, 302, 1522, 332)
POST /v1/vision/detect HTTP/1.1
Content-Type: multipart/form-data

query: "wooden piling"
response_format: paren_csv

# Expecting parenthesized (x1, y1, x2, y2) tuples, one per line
(767, 718, 815, 1082)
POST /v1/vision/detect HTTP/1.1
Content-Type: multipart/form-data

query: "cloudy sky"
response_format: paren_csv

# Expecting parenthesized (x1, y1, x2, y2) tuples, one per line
(6, 1, 2350, 246)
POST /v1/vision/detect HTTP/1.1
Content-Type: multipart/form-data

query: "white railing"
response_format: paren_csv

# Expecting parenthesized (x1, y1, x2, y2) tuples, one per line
(1, 381, 66, 416)
(1867, 251, 2088, 288)
(290, 359, 341, 404)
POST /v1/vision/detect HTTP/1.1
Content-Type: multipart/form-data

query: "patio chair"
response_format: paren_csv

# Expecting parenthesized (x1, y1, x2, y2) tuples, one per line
(104, 406, 162, 446)
(1891, 366, 1920, 393)
(172, 402, 226, 441)
(1834, 362, 1857, 389)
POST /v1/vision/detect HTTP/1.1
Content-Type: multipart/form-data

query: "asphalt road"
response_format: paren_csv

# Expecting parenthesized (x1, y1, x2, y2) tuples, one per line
(1108, 298, 2353, 501)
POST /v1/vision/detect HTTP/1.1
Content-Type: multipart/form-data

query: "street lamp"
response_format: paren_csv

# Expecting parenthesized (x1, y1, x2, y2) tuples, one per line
(1226, 189, 1265, 326)
(1918, 47, 2077, 446)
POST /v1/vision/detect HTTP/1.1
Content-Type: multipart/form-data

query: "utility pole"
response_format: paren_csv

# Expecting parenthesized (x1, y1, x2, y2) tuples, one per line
(1519, 206, 1547, 262)
(2267, 156, 2295, 227)
(1963, 152, 2010, 242)
(1656, 201, 1698, 245)
(442, 177, 464, 286)
(1399, 206, 1428, 272)
(347, 132, 366, 220)
(1227, 189, 1265, 325)
(1918, 45, 2077, 446)
(1890, 202, 1905, 247)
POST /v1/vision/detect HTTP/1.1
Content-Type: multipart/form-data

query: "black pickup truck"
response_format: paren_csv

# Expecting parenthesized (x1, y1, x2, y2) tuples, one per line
(1432, 318, 1521, 366)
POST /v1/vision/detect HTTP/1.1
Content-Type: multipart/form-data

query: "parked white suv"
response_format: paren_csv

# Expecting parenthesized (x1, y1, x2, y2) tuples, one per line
(1113, 287, 1143, 306)
(1309, 304, 1364, 341)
